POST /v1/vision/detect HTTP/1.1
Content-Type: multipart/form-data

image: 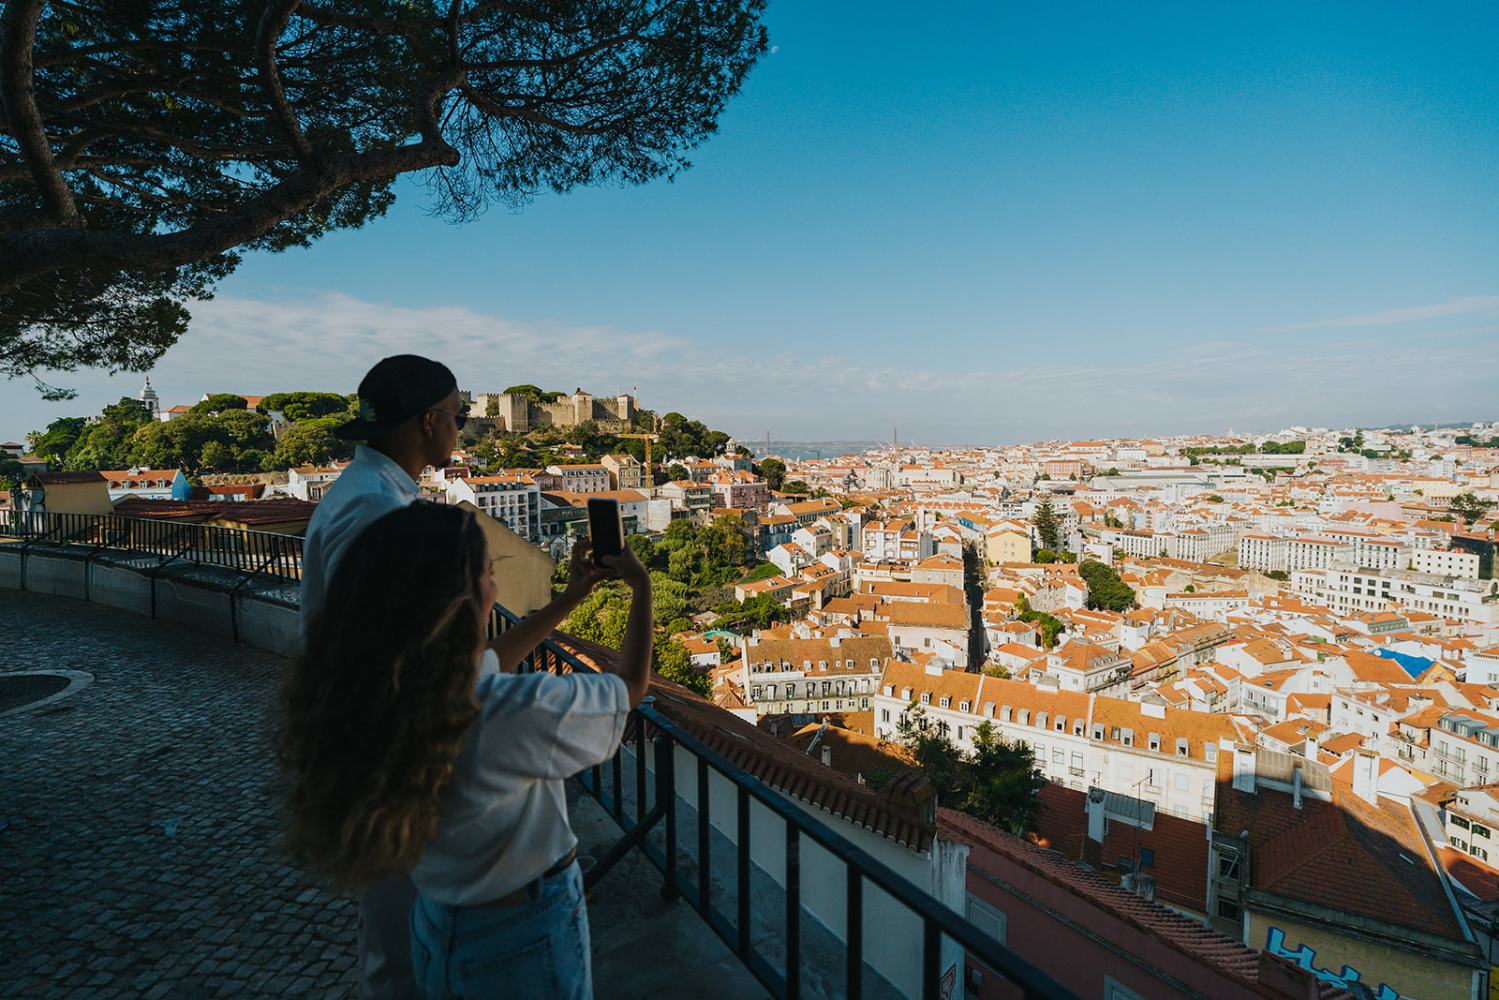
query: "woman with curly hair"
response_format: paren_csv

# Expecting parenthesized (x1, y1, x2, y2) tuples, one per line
(280, 502, 652, 999)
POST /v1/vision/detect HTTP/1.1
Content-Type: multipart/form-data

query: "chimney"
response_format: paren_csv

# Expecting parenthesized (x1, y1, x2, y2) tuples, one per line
(1303, 735, 1319, 761)
(821, 745, 832, 768)
(1291, 764, 1303, 811)
(1352, 748, 1379, 805)
(1232, 744, 1257, 793)
(1086, 787, 1107, 844)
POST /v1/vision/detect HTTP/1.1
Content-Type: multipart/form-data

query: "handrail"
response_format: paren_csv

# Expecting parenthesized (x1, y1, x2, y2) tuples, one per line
(2, 510, 303, 582)
(492, 603, 1077, 1000)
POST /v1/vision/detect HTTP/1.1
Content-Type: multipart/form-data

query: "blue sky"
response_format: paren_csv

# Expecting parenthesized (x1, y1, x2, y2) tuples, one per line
(8, 1, 1499, 445)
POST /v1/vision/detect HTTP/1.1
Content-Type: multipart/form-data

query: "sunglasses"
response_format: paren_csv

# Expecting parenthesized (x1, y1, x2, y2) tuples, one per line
(430, 407, 468, 430)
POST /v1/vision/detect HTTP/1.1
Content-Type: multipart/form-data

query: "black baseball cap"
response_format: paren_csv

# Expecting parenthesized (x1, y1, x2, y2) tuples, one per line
(335, 355, 459, 441)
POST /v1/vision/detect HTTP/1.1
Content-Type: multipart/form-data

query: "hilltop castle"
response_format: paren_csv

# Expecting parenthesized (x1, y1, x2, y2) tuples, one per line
(468, 387, 637, 433)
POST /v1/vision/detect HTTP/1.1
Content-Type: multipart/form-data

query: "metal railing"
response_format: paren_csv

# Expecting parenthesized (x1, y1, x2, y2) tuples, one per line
(491, 604, 1076, 1000)
(2, 510, 304, 581)
(6, 510, 1072, 997)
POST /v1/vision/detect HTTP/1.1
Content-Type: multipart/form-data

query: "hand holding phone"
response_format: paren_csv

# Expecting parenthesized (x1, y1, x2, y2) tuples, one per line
(586, 498, 624, 558)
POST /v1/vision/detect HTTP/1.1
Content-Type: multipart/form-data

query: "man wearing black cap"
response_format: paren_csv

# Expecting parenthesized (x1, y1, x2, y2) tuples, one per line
(299, 353, 465, 999)
(300, 354, 466, 628)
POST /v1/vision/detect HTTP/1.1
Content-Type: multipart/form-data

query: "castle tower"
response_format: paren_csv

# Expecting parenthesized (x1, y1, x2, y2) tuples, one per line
(138, 377, 160, 418)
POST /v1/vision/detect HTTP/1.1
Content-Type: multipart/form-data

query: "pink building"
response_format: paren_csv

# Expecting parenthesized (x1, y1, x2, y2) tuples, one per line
(940, 808, 1325, 1000)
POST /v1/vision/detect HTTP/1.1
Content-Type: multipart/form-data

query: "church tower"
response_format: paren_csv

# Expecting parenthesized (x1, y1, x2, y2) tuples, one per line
(138, 376, 160, 419)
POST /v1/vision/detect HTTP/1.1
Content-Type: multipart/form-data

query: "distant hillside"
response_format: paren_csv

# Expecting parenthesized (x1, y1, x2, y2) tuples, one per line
(755, 440, 881, 461)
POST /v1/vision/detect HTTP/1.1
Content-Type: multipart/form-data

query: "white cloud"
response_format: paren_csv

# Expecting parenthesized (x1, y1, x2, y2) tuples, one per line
(6, 292, 1498, 445)
(1278, 295, 1499, 331)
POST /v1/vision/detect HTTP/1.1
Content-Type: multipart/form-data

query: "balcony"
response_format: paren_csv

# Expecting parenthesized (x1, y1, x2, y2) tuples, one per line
(2, 512, 1075, 999)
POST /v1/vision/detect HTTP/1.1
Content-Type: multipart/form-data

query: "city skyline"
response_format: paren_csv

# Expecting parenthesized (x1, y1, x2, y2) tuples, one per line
(6, 1, 1499, 442)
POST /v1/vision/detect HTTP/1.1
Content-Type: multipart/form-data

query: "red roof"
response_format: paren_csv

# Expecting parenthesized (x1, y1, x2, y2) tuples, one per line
(1215, 771, 1466, 941)
(111, 497, 315, 527)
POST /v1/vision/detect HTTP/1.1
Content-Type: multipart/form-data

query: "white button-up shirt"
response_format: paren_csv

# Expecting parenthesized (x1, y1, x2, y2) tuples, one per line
(411, 650, 630, 905)
(299, 445, 420, 633)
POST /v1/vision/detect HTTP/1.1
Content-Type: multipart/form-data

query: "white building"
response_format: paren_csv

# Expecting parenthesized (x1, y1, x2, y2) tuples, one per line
(1412, 548, 1481, 579)
(446, 474, 542, 542)
(736, 632, 893, 723)
(1294, 563, 1499, 625)
(873, 664, 1240, 822)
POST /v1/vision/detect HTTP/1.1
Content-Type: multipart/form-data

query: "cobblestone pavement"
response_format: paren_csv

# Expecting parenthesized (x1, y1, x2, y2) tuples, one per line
(0, 590, 358, 998)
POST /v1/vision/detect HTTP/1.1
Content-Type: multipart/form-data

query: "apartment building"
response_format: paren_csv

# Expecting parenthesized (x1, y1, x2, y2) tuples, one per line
(1412, 548, 1481, 579)
(1294, 563, 1499, 624)
(445, 474, 542, 541)
(872, 664, 1238, 822)
(539, 463, 611, 494)
(707, 469, 769, 509)
(284, 463, 346, 501)
(600, 453, 645, 490)
(736, 632, 892, 722)
(1238, 534, 1287, 573)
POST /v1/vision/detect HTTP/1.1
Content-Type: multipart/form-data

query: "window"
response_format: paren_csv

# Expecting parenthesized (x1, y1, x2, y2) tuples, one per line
(1474, 824, 1491, 839)
(1053, 749, 1065, 765)
(966, 895, 1006, 945)
(1070, 751, 1084, 776)
(1217, 852, 1241, 881)
(881, 709, 890, 723)
(1092, 724, 1105, 740)
(959, 701, 970, 713)
(1476, 847, 1490, 862)
(1454, 815, 1471, 830)
(1205, 743, 1218, 764)
(1217, 899, 1243, 921)
(920, 693, 931, 705)
(1138, 847, 1155, 868)
(939, 696, 951, 709)
(1176, 738, 1190, 757)
(1148, 733, 1161, 752)
(1036, 711, 1048, 729)
(1122, 728, 1134, 747)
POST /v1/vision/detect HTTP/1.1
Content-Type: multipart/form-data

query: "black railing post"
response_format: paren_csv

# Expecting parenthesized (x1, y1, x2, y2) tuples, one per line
(846, 867, 863, 1000)
(697, 755, 711, 912)
(656, 733, 678, 902)
(611, 748, 624, 823)
(635, 720, 648, 824)
(921, 919, 940, 1000)
(736, 785, 751, 959)
(786, 824, 800, 999)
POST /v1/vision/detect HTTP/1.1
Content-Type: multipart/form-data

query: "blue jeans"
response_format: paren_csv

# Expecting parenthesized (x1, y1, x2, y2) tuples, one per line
(409, 863, 592, 999)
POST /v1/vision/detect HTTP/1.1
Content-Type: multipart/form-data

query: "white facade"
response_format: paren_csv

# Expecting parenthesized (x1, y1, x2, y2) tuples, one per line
(1412, 549, 1481, 579)
(446, 475, 542, 542)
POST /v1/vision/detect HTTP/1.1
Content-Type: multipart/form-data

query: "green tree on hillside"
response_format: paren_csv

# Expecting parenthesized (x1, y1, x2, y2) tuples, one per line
(1451, 493, 1494, 525)
(191, 393, 247, 416)
(257, 392, 352, 422)
(273, 418, 347, 469)
(897, 708, 1044, 834)
(29, 416, 87, 464)
(1033, 497, 1061, 551)
(1078, 559, 1137, 611)
(759, 457, 786, 491)
(64, 398, 152, 470)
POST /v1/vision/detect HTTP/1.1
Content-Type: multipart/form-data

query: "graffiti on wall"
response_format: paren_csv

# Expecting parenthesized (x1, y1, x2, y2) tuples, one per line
(1265, 927, 1404, 1000)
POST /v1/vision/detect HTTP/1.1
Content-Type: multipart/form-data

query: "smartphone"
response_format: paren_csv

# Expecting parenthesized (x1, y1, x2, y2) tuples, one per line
(587, 498, 625, 557)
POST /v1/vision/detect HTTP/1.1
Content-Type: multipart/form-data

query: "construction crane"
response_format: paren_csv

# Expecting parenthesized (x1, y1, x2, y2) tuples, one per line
(618, 416, 661, 484)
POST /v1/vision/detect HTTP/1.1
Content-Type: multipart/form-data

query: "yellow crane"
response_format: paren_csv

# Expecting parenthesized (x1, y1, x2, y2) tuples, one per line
(618, 418, 661, 485)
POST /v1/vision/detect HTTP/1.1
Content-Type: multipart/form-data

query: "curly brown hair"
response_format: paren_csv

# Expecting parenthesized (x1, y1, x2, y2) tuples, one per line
(278, 503, 488, 893)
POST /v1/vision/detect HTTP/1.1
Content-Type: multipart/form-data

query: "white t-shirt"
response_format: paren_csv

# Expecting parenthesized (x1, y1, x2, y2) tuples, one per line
(299, 445, 419, 633)
(411, 650, 631, 905)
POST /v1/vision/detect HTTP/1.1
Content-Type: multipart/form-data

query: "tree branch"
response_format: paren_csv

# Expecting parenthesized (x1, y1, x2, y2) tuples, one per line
(0, 138, 458, 293)
(256, 0, 314, 162)
(0, 0, 79, 223)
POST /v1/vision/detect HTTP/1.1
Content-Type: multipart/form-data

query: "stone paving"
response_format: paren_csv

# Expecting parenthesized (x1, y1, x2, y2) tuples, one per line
(0, 590, 358, 998)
